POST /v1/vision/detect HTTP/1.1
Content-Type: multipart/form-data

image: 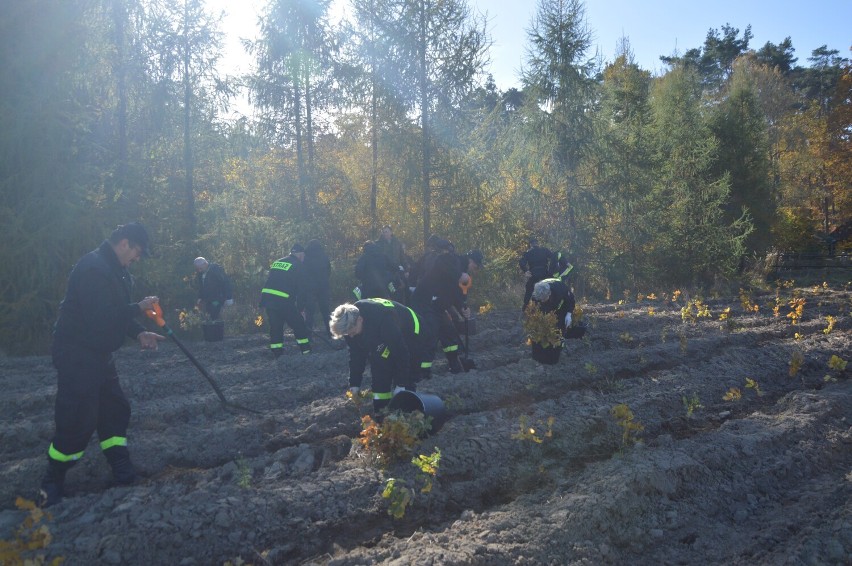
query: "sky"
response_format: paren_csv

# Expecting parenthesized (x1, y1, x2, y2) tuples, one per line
(212, 0, 852, 113)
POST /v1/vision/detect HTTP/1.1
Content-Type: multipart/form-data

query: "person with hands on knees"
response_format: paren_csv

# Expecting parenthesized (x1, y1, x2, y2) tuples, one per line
(330, 299, 428, 416)
(39, 222, 166, 508)
(193, 257, 233, 320)
(531, 278, 576, 338)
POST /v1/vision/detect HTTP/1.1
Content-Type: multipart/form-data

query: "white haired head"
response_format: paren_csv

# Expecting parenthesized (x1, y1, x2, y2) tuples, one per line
(532, 280, 552, 303)
(330, 304, 361, 339)
(193, 257, 209, 272)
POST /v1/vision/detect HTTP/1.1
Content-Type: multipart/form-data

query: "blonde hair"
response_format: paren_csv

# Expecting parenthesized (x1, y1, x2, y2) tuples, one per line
(532, 280, 552, 303)
(330, 304, 360, 339)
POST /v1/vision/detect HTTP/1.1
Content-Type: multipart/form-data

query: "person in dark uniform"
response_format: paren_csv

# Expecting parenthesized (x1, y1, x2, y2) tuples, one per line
(353, 241, 396, 300)
(531, 278, 576, 337)
(259, 244, 312, 357)
(330, 298, 428, 414)
(519, 238, 553, 309)
(193, 257, 233, 320)
(411, 249, 483, 374)
(302, 239, 332, 338)
(39, 222, 165, 507)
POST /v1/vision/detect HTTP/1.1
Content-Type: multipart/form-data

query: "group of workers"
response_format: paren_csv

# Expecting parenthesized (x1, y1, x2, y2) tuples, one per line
(38, 221, 574, 508)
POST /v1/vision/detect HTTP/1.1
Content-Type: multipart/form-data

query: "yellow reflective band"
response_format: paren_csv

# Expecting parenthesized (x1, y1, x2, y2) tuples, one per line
(406, 307, 420, 334)
(541, 278, 560, 285)
(270, 261, 292, 271)
(302, 350, 311, 354)
(420, 362, 432, 368)
(296, 338, 310, 344)
(262, 288, 290, 298)
(381, 347, 390, 359)
(49, 443, 84, 463)
(100, 436, 128, 451)
(443, 345, 459, 353)
(270, 343, 284, 349)
(373, 391, 393, 400)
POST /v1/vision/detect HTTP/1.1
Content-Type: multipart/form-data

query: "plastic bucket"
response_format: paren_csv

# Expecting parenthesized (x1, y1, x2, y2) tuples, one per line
(387, 390, 447, 434)
(563, 322, 587, 340)
(202, 320, 224, 342)
(531, 342, 561, 364)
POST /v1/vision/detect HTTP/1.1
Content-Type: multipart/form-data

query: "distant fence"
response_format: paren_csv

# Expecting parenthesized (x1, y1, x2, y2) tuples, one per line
(771, 252, 852, 272)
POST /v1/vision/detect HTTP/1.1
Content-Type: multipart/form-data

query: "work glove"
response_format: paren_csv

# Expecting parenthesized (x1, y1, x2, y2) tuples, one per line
(349, 386, 360, 397)
(564, 312, 572, 328)
(224, 299, 234, 307)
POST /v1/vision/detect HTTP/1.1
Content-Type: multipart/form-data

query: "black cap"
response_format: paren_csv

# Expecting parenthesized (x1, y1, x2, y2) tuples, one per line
(112, 222, 151, 257)
(290, 243, 305, 254)
(467, 249, 484, 267)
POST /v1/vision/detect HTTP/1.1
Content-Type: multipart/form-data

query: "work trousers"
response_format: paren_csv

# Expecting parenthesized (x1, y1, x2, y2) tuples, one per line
(266, 301, 311, 355)
(47, 346, 131, 465)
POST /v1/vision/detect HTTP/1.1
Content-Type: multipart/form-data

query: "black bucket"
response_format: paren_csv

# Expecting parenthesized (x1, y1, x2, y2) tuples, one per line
(531, 342, 561, 364)
(563, 322, 587, 340)
(202, 320, 224, 342)
(387, 390, 447, 434)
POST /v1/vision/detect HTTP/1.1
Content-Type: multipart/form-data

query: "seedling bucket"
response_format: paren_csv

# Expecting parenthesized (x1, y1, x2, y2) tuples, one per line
(531, 342, 561, 364)
(387, 390, 447, 434)
(563, 322, 587, 340)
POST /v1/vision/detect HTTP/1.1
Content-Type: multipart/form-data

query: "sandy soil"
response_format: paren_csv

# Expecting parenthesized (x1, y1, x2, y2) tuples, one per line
(1, 286, 850, 565)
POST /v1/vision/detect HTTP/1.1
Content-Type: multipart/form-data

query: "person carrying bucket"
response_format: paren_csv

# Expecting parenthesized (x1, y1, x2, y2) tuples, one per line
(329, 298, 430, 415)
(531, 278, 575, 338)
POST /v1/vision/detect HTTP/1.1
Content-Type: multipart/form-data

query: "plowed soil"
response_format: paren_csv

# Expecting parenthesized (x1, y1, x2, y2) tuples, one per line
(1, 287, 850, 565)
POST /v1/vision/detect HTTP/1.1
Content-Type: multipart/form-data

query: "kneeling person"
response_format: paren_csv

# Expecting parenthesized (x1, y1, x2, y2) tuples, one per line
(330, 299, 430, 414)
(531, 278, 575, 337)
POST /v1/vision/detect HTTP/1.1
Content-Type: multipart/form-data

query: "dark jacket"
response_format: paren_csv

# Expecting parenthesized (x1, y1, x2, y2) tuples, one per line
(355, 243, 396, 299)
(259, 254, 306, 309)
(535, 278, 575, 321)
(303, 242, 331, 291)
(520, 245, 553, 279)
(410, 252, 464, 313)
(53, 241, 146, 354)
(196, 263, 232, 304)
(374, 235, 406, 269)
(345, 299, 421, 388)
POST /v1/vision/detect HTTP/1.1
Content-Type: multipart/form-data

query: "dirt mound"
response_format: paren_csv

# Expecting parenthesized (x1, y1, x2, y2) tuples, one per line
(1, 288, 850, 565)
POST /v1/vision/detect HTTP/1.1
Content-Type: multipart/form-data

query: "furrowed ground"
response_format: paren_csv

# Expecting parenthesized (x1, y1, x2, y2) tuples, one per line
(1, 285, 850, 565)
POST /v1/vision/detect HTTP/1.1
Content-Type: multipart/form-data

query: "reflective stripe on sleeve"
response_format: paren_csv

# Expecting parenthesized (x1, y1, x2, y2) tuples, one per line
(262, 288, 290, 298)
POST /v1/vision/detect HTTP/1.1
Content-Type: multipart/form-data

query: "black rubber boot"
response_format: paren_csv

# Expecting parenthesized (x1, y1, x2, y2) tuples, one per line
(104, 446, 138, 486)
(447, 353, 464, 374)
(39, 459, 74, 508)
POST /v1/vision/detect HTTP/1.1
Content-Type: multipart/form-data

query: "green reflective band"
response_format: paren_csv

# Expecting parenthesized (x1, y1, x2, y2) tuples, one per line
(557, 300, 564, 310)
(296, 338, 310, 345)
(270, 343, 284, 349)
(262, 288, 290, 298)
(270, 261, 292, 271)
(48, 443, 84, 463)
(443, 345, 459, 353)
(352, 287, 362, 300)
(381, 347, 390, 359)
(301, 350, 311, 354)
(365, 298, 394, 307)
(561, 263, 574, 277)
(541, 278, 560, 285)
(100, 436, 128, 451)
(420, 362, 432, 368)
(373, 391, 393, 400)
(406, 307, 420, 334)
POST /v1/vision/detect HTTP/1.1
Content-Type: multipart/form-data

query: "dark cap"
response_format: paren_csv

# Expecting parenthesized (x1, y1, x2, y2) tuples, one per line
(467, 249, 484, 267)
(112, 222, 151, 257)
(290, 243, 305, 254)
